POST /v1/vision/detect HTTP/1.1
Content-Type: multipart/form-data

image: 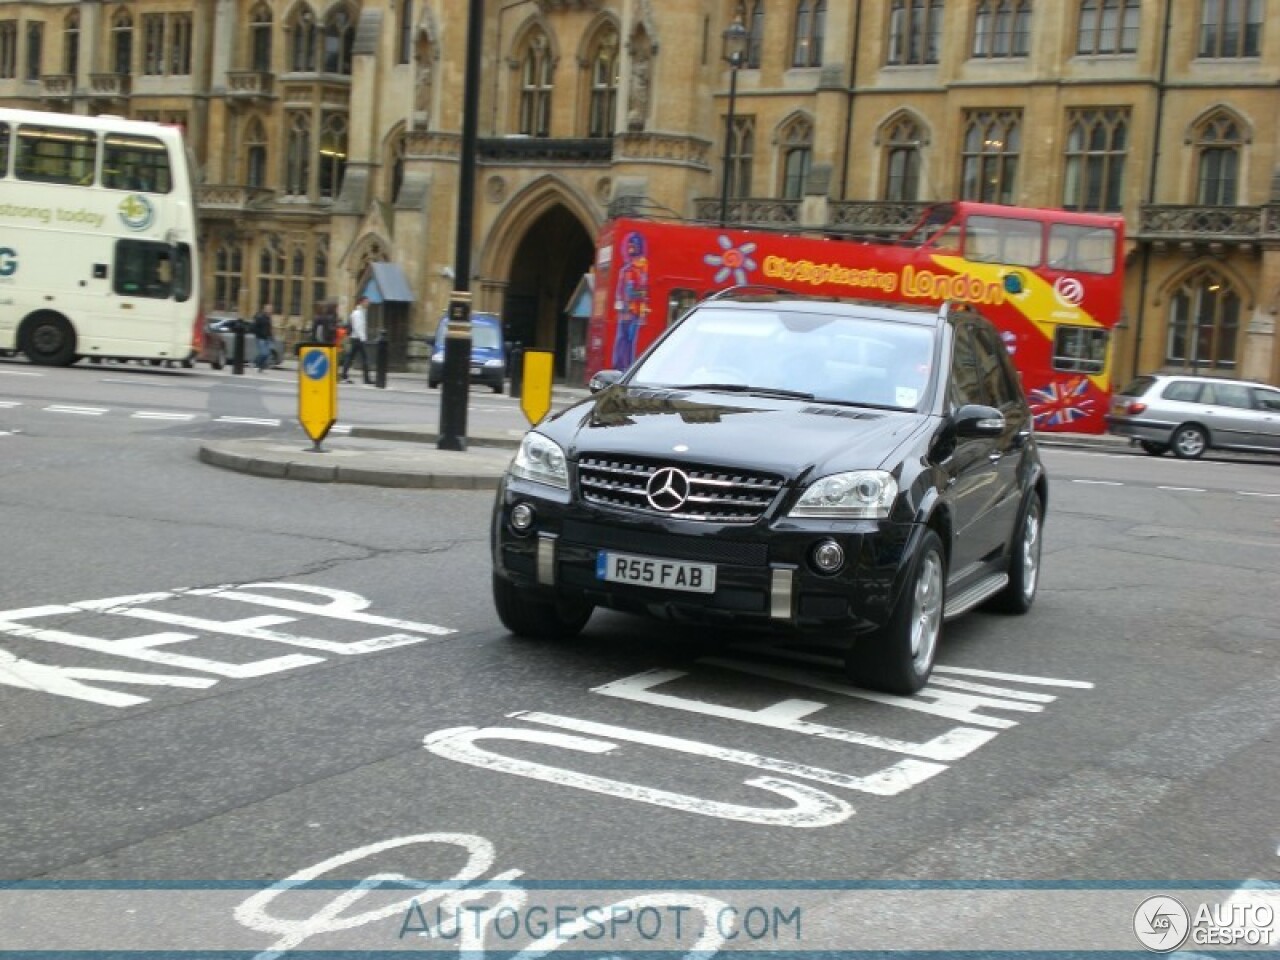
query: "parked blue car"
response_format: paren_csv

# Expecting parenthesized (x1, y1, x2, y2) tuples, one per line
(428, 312, 506, 393)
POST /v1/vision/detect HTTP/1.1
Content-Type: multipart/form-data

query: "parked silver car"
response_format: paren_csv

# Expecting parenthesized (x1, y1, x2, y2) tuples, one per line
(205, 312, 282, 370)
(1106, 373, 1280, 459)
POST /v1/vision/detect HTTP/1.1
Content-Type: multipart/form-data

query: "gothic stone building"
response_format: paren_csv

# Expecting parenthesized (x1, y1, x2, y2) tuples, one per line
(2, 0, 1277, 384)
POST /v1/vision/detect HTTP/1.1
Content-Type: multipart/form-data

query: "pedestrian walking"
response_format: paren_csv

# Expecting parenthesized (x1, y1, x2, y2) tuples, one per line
(340, 296, 372, 384)
(252, 303, 274, 372)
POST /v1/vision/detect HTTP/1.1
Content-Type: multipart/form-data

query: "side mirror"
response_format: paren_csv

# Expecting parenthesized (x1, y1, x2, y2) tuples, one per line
(588, 369, 623, 393)
(953, 404, 1005, 438)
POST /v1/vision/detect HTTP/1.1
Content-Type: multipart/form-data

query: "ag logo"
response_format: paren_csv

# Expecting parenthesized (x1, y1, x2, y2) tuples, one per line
(1053, 276, 1085, 307)
(1133, 895, 1190, 952)
(118, 194, 155, 231)
(0, 247, 17, 277)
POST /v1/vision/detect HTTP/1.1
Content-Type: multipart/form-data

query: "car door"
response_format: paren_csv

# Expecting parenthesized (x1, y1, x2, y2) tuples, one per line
(972, 323, 1029, 536)
(1201, 381, 1261, 449)
(940, 323, 1004, 581)
(1248, 386, 1280, 450)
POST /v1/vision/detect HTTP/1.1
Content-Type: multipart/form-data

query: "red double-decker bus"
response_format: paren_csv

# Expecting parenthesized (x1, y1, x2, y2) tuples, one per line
(585, 201, 1125, 433)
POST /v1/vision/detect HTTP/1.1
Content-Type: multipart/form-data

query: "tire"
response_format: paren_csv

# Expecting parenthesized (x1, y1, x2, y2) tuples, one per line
(181, 355, 195, 369)
(989, 492, 1043, 614)
(844, 528, 945, 696)
(1139, 441, 1168, 456)
(210, 347, 225, 371)
(491, 383, 504, 394)
(492, 573, 592, 640)
(1171, 423, 1208, 460)
(429, 379, 440, 389)
(22, 314, 77, 366)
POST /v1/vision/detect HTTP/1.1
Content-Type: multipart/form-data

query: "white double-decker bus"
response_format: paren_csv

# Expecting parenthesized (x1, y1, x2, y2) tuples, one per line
(0, 108, 200, 366)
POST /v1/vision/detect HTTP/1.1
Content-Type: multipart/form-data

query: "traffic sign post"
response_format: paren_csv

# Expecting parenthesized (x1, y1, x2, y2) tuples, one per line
(297, 343, 338, 451)
(519, 349, 554, 426)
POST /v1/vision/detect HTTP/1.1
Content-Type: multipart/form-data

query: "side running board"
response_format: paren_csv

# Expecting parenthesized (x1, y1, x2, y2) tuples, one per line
(943, 573, 1009, 620)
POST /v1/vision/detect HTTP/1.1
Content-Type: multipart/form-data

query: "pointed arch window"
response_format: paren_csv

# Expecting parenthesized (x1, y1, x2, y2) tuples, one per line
(973, 0, 1031, 58)
(519, 32, 553, 137)
(779, 115, 813, 199)
(792, 0, 825, 67)
(1063, 108, 1128, 211)
(313, 235, 329, 308)
(112, 9, 133, 75)
(323, 7, 354, 74)
(258, 234, 286, 314)
(0, 23, 15, 80)
(317, 112, 347, 200)
(249, 4, 272, 71)
(888, 0, 944, 65)
(63, 11, 79, 76)
(1194, 112, 1243, 205)
(290, 7, 317, 72)
(213, 240, 243, 313)
(1166, 267, 1241, 370)
(25, 21, 43, 81)
(285, 111, 311, 196)
(726, 115, 755, 199)
(388, 130, 406, 202)
(245, 119, 268, 187)
(1076, 0, 1140, 55)
(735, 1, 764, 69)
(961, 109, 1021, 204)
(587, 25, 619, 138)
(882, 114, 924, 202)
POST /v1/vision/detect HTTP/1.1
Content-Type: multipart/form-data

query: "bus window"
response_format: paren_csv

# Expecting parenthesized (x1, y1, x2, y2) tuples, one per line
(668, 288, 700, 327)
(15, 124, 96, 185)
(1052, 325, 1107, 373)
(964, 215, 1041, 267)
(1047, 223, 1116, 274)
(115, 239, 182, 299)
(103, 133, 172, 193)
(0, 122, 9, 177)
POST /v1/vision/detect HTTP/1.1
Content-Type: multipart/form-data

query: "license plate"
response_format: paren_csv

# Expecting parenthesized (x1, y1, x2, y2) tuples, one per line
(596, 550, 716, 594)
(470, 366, 482, 376)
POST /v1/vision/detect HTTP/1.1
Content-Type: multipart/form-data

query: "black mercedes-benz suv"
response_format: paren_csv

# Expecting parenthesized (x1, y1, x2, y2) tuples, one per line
(491, 292, 1046, 695)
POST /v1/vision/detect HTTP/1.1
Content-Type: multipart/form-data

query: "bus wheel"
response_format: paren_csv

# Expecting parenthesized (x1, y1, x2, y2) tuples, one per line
(23, 314, 77, 367)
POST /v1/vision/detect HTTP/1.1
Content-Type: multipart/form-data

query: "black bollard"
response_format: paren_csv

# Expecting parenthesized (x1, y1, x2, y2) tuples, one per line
(375, 331, 388, 389)
(232, 321, 246, 375)
(509, 342, 524, 398)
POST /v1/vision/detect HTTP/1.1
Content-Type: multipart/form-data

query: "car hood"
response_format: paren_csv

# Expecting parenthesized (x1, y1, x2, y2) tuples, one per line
(541, 386, 927, 479)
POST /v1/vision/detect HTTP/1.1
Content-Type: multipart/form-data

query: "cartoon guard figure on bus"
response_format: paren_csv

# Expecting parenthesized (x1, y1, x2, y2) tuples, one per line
(611, 230, 651, 369)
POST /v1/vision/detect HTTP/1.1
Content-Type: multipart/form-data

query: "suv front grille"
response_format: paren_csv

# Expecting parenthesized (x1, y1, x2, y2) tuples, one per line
(576, 455, 784, 523)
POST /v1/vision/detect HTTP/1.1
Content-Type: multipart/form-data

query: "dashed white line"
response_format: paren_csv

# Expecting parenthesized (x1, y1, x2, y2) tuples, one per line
(0, 400, 22, 408)
(131, 411, 197, 421)
(1237, 491, 1280, 498)
(45, 405, 109, 416)
(0, 369, 41, 377)
(330, 425, 352, 434)
(1070, 479, 1123, 486)
(1157, 485, 1206, 493)
(213, 416, 280, 426)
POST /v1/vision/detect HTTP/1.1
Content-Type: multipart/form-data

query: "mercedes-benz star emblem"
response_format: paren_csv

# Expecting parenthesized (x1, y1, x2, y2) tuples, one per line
(646, 467, 691, 512)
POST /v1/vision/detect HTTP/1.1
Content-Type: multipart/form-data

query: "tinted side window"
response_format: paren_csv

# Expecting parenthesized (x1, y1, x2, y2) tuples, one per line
(1254, 388, 1280, 412)
(973, 325, 1021, 408)
(1161, 380, 1202, 403)
(1207, 383, 1252, 409)
(1119, 376, 1156, 397)
(948, 326, 987, 407)
(114, 239, 177, 299)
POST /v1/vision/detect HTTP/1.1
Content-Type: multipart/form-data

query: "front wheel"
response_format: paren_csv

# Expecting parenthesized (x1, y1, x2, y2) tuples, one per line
(845, 528, 945, 696)
(989, 492, 1043, 614)
(1171, 424, 1208, 459)
(23, 314, 77, 366)
(492, 574, 593, 640)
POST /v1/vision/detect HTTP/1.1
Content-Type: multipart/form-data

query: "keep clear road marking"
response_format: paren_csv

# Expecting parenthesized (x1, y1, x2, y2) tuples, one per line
(45, 405, 109, 416)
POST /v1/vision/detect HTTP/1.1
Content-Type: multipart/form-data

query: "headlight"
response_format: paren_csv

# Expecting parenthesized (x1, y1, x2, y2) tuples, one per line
(509, 433, 569, 489)
(789, 470, 898, 519)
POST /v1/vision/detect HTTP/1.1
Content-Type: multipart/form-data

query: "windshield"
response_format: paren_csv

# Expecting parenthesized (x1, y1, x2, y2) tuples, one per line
(629, 307, 937, 410)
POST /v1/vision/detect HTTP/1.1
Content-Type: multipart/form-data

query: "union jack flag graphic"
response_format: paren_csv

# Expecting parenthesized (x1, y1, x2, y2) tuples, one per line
(1029, 376, 1095, 427)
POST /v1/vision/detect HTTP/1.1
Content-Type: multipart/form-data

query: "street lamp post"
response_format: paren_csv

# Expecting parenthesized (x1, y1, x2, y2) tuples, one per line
(718, 16, 749, 228)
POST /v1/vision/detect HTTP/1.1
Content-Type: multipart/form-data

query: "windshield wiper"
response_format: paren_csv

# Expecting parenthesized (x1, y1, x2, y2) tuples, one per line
(810, 397, 913, 412)
(674, 383, 816, 401)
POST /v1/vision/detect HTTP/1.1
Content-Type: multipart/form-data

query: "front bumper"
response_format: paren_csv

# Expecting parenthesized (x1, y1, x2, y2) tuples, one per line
(430, 359, 504, 387)
(492, 475, 920, 635)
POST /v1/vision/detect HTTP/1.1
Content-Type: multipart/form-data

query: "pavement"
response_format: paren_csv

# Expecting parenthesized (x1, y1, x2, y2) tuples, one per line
(198, 379, 1134, 489)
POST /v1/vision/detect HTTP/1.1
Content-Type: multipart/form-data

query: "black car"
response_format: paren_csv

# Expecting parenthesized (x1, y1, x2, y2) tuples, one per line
(491, 292, 1046, 695)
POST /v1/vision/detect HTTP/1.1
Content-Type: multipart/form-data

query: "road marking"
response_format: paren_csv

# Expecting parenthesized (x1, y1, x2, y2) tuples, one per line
(331, 424, 352, 434)
(214, 415, 281, 426)
(1070, 479, 1123, 486)
(131, 411, 197, 421)
(0, 400, 22, 407)
(45, 404, 109, 415)
(1237, 491, 1280, 498)
(1158, 485, 1206, 493)
(0, 369, 40, 377)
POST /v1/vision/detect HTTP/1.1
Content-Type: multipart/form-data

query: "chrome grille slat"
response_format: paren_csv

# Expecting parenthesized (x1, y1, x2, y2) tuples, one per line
(577, 455, 783, 524)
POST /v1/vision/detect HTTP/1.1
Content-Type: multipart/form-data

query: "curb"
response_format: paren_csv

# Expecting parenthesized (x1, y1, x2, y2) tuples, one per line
(198, 442, 506, 490)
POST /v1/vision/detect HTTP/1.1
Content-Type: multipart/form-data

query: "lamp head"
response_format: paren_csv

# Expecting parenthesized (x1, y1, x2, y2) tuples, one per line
(722, 16, 748, 67)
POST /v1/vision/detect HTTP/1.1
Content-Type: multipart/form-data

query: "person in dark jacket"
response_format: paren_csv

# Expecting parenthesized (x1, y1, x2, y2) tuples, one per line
(252, 304, 274, 372)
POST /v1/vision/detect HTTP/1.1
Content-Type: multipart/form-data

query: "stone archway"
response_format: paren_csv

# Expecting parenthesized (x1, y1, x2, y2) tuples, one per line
(499, 204, 595, 379)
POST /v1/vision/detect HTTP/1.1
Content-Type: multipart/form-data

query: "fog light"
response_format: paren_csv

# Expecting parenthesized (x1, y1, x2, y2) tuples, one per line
(510, 502, 535, 532)
(811, 539, 845, 574)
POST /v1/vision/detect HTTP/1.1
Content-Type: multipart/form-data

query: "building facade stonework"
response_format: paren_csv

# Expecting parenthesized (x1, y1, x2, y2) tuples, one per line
(1, 0, 1277, 384)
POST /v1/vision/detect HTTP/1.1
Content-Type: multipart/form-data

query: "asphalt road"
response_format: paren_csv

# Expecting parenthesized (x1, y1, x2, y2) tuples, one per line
(0, 359, 1276, 955)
